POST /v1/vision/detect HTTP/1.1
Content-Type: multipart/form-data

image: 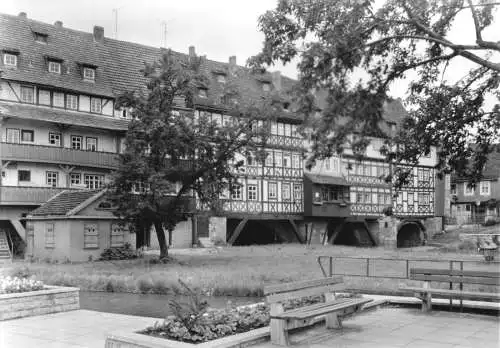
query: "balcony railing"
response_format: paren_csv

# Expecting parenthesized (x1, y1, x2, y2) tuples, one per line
(0, 186, 70, 205)
(0, 142, 119, 169)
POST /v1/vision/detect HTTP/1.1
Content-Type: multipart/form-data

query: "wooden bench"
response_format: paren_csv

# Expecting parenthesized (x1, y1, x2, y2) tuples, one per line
(400, 268, 500, 312)
(264, 276, 372, 346)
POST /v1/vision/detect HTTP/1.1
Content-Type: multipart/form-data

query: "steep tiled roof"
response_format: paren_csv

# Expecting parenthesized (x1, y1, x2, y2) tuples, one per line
(29, 190, 102, 216)
(0, 101, 129, 131)
(0, 12, 407, 125)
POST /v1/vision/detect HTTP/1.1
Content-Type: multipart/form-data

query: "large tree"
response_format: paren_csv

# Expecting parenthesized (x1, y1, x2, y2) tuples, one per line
(249, 0, 500, 185)
(109, 50, 270, 260)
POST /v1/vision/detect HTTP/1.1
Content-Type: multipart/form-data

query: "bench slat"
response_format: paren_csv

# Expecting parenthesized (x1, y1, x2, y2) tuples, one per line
(400, 286, 500, 301)
(410, 268, 500, 278)
(411, 274, 500, 285)
(281, 298, 352, 317)
(278, 298, 372, 320)
(264, 276, 343, 295)
(266, 283, 346, 303)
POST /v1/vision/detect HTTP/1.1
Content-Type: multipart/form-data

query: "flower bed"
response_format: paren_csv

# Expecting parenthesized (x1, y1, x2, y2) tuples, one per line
(0, 276, 44, 294)
(0, 281, 80, 321)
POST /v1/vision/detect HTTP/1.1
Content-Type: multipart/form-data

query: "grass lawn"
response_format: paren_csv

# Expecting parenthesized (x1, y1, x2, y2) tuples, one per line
(3, 244, 497, 297)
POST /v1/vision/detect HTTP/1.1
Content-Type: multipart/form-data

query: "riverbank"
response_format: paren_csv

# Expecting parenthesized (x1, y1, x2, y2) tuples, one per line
(2, 245, 496, 297)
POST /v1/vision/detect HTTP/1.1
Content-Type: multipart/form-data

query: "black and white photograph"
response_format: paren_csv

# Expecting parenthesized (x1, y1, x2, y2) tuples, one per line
(0, 0, 499, 347)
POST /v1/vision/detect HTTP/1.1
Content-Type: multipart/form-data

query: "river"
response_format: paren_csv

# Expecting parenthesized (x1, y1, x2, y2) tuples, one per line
(79, 291, 262, 318)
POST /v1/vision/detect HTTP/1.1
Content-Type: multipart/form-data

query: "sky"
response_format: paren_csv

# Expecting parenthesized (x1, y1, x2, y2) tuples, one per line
(1, 0, 498, 102)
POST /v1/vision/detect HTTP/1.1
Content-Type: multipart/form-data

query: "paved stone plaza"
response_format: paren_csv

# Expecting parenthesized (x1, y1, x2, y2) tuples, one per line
(0, 305, 498, 348)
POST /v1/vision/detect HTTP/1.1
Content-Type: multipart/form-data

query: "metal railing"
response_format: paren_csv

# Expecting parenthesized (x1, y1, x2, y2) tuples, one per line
(317, 255, 499, 280)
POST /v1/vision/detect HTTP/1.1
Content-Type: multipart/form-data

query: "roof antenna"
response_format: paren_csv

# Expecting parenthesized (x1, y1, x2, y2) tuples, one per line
(112, 8, 119, 39)
(161, 21, 167, 48)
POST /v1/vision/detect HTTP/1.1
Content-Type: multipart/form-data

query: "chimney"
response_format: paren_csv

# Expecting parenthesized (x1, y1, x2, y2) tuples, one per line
(54, 21, 63, 28)
(272, 71, 282, 91)
(93, 26, 104, 43)
(18, 12, 27, 18)
(189, 46, 196, 57)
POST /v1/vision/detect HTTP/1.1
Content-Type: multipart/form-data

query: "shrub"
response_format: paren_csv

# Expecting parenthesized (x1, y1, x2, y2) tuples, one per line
(136, 275, 154, 293)
(0, 276, 44, 294)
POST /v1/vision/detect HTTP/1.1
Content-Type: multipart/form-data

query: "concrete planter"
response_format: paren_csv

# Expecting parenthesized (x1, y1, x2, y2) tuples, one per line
(0, 285, 79, 321)
(105, 327, 269, 348)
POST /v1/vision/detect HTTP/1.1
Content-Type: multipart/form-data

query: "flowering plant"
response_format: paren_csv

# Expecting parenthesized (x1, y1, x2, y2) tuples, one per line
(0, 276, 44, 294)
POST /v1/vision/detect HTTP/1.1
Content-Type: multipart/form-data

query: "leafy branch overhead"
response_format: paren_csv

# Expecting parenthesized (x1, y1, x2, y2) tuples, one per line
(108, 50, 276, 260)
(249, 0, 500, 184)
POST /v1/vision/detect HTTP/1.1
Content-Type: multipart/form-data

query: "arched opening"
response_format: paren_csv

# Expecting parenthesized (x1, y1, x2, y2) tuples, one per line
(231, 220, 283, 246)
(332, 222, 375, 247)
(397, 223, 422, 248)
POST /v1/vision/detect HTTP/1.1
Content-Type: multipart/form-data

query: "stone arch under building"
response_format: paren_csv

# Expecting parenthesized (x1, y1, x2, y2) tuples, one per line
(397, 221, 425, 248)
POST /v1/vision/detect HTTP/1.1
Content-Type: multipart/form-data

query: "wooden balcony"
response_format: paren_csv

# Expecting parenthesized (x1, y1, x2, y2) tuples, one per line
(0, 186, 70, 205)
(0, 142, 119, 169)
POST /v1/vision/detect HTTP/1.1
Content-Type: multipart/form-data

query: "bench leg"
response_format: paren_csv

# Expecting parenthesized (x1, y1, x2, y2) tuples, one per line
(325, 313, 342, 329)
(270, 318, 290, 346)
(422, 292, 432, 312)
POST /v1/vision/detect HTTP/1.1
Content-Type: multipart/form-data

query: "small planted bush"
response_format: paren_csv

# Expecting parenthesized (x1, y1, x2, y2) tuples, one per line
(0, 276, 44, 294)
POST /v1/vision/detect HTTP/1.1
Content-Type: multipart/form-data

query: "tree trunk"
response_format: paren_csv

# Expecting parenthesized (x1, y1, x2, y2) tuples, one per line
(154, 221, 169, 260)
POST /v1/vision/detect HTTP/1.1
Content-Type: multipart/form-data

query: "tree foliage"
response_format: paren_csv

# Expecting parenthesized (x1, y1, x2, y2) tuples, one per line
(108, 50, 271, 259)
(250, 0, 500, 185)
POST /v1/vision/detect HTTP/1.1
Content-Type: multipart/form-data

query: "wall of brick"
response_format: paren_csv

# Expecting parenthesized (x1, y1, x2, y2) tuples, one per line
(0, 286, 79, 321)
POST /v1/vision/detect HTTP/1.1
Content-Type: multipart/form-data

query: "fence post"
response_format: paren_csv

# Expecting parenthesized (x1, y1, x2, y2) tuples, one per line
(460, 261, 464, 312)
(329, 257, 333, 277)
(449, 260, 453, 309)
(366, 258, 370, 277)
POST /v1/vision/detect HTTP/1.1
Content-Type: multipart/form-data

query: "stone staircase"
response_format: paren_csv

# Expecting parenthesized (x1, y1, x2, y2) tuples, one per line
(0, 230, 12, 262)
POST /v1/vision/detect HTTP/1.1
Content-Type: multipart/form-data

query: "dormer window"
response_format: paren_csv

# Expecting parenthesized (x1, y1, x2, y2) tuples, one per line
(83, 67, 95, 81)
(48, 61, 61, 74)
(34, 32, 48, 44)
(3, 53, 17, 67)
(262, 82, 271, 92)
(198, 88, 208, 98)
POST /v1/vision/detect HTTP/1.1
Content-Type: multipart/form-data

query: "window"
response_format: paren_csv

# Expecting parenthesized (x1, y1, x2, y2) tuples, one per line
(356, 192, 363, 203)
(450, 183, 457, 195)
(216, 74, 226, 83)
(198, 88, 208, 98)
(70, 173, 81, 186)
(480, 181, 490, 196)
(83, 67, 95, 81)
(53, 92, 64, 107)
(21, 86, 34, 103)
(247, 185, 258, 201)
(84, 174, 104, 189)
(66, 94, 78, 110)
(231, 184, 242, 200)
(464, 183, 475, 196)
(90, 97, 102, 113)
(86, 137, 98, 151)
(48, 61, 61, 73)
(325, 159, 331, 171)
(364, 165, 371, 176)
(418, 193, 430, 206)
(265, 152, 273, 166)
(37, 89, 51, 105)
(282, 183, 291, 201)
(121, 109, 128, 118)
(262, 82, 271, 92)
(71, 135, 82, 150)
(34, 32, 48, 43)
(111, 223, 126, 247)
(45, 223, 55, 249)
(46, 171, 58, 187)
(275, 152, 282, 167)
(83, 223, 99, 249)
(422, 169, 430, 182)
(364, 192, 371, 204)
(268, 182, 277, 200)
(18, 170, 31, 182)
(292, 154, 300, 169)
(6, 128, 20, 143)
(466, 204, 471, 212)
(21, 130, 34, 142)
(49, 132, 61, 146)
(4, 53, 17, 66)
(271, 122, 278, 135)
(293, 184, 302, 201)
(283, 154, 291, 168)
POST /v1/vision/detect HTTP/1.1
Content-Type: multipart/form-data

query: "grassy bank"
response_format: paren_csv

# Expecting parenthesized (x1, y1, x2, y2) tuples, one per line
(2, 245, 497, 297)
